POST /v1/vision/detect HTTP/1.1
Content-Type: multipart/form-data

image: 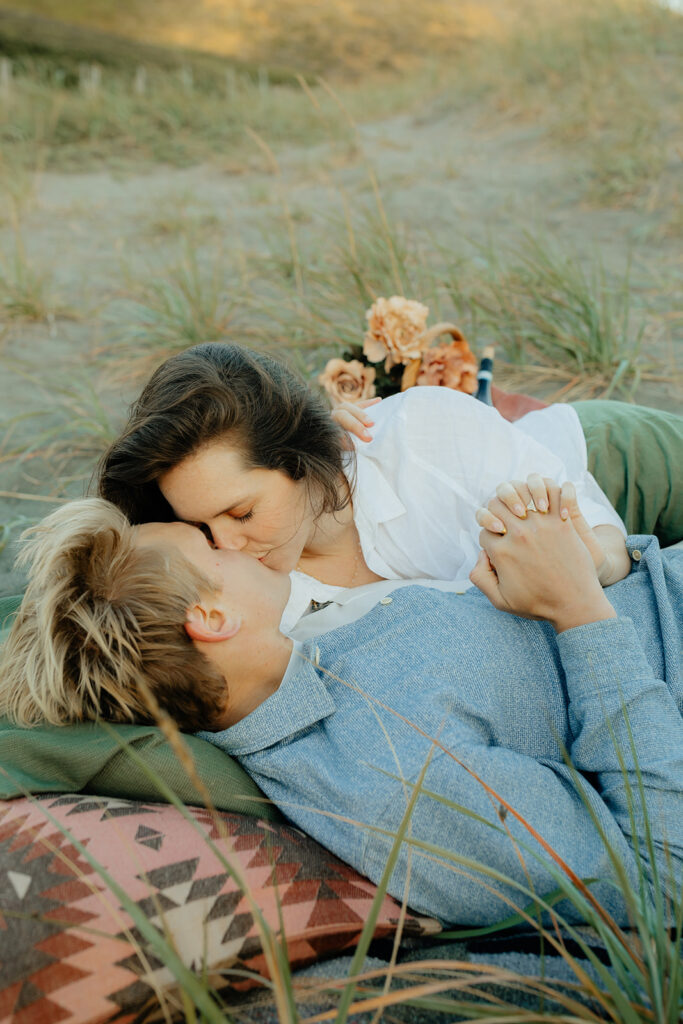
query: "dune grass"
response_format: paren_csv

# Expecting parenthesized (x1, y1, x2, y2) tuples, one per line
(431, 0, 681, 209)
(0, 232, 60, 324)
(0, 59, 332, 172)
(439, 234, 649, 397)
(141, 199, 221, 242)
(0, 368, 121, 494)
(0, 54, 441, 173)
(242, 187, 659, 401)
(122, 245, 237, 352)
(0, 0, 679, 211)
(3, 0, 487, 77)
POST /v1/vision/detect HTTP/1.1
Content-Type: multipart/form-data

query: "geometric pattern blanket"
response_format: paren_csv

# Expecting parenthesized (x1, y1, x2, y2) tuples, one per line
(0, 795, 441, 1023)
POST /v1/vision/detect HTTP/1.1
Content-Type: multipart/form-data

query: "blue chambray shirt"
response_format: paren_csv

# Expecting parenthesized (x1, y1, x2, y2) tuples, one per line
(199, 537, 683, 926)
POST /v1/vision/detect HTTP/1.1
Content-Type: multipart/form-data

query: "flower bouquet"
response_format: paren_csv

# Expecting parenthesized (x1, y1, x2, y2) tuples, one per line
(319, 296, 479, 405)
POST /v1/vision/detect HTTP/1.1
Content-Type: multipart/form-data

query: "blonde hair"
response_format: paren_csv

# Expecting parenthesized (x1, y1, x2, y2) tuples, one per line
(0, 498, 227, 730)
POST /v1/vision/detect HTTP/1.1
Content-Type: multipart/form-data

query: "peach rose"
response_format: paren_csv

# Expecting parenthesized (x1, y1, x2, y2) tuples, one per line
(318, 358, 376, 406)
(416, 340, 478, 393)
(363, 296, 430, 369)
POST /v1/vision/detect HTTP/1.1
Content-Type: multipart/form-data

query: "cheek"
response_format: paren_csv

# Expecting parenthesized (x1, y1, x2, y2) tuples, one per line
(265, 515, 303, 546)
(262, 495, 309, 541)
(282, 504, 312, 543)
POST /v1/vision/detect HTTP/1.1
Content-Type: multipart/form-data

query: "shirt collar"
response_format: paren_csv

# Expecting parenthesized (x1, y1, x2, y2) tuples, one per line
(196, 641, 335, 755)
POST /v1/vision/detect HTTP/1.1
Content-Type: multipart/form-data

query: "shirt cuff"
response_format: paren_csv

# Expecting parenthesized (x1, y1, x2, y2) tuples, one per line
(555, 616, 652, 703)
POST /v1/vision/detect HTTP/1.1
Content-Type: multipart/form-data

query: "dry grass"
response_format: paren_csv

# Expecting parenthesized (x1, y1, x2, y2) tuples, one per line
(120, 245, 238, 353)
(0, 0, 679, 532)
(432, 0, 683, 209)
(439, 233, 651, 396)
(0, 233, 61, 324)
(6, 0, 497, 77)
(2, 0, 679, 210)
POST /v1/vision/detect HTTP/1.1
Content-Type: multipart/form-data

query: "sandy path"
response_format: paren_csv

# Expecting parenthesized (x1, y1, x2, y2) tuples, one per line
(1, 98, 680, 593)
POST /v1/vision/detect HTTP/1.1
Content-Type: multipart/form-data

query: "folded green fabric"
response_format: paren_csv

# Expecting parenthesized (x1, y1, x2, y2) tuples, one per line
(0, 594, 279, 819)
(574, 400, 683, 547)
(0, 717, 280, 819)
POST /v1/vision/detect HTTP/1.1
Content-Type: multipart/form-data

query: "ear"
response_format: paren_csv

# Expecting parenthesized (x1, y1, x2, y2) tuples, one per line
(184, 603, 242, 643)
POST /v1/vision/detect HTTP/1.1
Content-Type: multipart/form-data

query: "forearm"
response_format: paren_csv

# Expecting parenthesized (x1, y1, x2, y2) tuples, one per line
(364, 745, 645, 926)
(593, 525, 631, 586)
(559, 617, 683, 886)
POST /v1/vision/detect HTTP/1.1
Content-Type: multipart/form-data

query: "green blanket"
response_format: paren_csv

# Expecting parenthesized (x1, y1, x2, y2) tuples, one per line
(0, 594, 279, 819)
(574, 400, 683, 547)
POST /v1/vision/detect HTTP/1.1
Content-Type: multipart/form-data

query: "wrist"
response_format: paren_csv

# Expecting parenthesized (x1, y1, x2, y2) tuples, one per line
(593, 528, 631, 587)
(596, 552, 612, 586)
(550, 593, 617, 634)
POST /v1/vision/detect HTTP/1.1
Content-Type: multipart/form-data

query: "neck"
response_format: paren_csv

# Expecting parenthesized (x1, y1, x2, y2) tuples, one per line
(302, 479, 355, 560)
(211, 632, 293, 729)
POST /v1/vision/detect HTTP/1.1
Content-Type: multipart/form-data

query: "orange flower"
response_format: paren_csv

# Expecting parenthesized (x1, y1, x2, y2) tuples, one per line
(416, 340, 478, 394)
(318, 358, 377, 406)
(363, 296, 430, 369)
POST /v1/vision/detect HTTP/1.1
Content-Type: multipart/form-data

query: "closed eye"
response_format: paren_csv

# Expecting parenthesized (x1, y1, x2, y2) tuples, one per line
(233, 510, 254, 524)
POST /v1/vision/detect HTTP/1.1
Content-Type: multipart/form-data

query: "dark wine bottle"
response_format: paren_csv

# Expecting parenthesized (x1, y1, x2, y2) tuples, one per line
(475, 346, 494, 405)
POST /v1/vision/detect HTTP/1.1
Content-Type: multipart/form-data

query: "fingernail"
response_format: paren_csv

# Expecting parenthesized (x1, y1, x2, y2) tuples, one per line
(363, 420, 374, 427)
(514, 504, 526, 517)
(538, 499, 548, 512)
(560, 508, 569, 520)
(493, 518, 505, 533)
(362, 432, 371, 441)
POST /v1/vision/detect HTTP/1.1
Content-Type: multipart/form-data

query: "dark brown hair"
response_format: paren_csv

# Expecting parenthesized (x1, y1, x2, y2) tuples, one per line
(97, 343, 349, 525)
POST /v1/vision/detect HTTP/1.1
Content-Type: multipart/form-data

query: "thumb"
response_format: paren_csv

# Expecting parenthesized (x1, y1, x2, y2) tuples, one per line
(560, 481, 605, 571)
(469, 550, 500, 602)
(560, 481, 595, 539)
(560, 481, 584, 524)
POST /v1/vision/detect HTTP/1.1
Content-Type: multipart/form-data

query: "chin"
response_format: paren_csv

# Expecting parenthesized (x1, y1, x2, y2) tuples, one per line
(264, 553, 295, 575)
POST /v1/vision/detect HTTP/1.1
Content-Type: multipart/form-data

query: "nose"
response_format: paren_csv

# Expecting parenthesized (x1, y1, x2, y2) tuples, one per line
(209, 520, 249, 551)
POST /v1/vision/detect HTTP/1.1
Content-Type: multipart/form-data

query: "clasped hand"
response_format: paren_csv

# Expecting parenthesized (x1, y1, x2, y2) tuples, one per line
(470, 480, 617, 633)
(475, 474, 629, 587)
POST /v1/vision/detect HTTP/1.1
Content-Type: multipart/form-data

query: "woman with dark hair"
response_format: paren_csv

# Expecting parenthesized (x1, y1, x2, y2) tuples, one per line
(98, 343, 679, 633)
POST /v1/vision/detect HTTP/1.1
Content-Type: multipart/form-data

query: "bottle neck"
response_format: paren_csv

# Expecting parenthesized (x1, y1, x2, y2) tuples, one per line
(475, 355, 494, 405)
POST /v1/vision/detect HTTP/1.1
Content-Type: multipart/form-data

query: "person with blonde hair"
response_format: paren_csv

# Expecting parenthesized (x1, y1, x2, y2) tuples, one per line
(0, 499, 228, 731)
(1, 491, 681, 927)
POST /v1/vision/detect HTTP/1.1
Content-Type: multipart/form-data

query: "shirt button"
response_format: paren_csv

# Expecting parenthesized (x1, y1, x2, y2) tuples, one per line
(632, 549, 642, 561)
(379, 597, 393, 605)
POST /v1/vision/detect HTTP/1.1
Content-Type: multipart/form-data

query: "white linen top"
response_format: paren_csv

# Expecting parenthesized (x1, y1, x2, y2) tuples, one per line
(279, 388, 625, 634)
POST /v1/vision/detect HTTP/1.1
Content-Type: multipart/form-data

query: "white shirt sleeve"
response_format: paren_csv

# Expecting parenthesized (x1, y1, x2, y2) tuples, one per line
(513, 404, 625, 535)
(354, 389, 625, 582)
(382, 388, 622, 524)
